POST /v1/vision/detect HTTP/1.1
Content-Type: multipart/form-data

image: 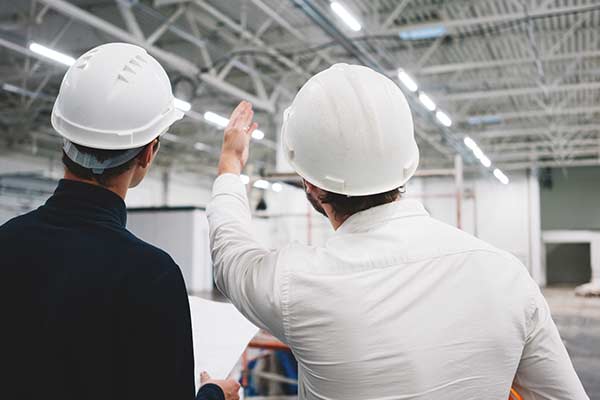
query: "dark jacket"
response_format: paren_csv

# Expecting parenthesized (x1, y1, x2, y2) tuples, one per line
(0, 179, 224, 400)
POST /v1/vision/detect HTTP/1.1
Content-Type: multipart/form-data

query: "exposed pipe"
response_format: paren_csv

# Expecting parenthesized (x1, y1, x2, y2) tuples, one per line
(36, 0, 275, 112)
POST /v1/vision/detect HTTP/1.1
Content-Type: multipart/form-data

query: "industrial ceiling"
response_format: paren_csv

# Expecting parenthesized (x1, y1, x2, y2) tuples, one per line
(1, 0, 599, 183)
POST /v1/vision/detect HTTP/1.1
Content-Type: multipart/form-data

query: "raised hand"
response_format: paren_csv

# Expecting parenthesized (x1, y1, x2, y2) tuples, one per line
(218, 101, 258, 175)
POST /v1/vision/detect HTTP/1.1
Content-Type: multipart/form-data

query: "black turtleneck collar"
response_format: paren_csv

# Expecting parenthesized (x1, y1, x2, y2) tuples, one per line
(43, 179, 127, 228)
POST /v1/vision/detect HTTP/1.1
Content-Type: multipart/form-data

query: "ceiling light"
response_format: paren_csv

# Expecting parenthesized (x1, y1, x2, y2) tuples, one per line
(194, 142, 210, 151)
(252, 129, 265, 140)
(271, 182, 283, 192)
(174, 98, 191, 112)
(493, 168, 510, 185)
(472, 147, 484, 160)
(240, 174, 250, 185)
(479, 154, 491, 168)
(203, 111, 229, 128)
(463, 136, 477, 150)
(330, 2, 362, 31)
(399, 26, 447, 41)
(435, 110, 452, 127)
(253, 179, 270, 190)
(418, 92, 436, 111)
(29, 42, 75, 66)
(467, 115, 502, 125)
(162, 133, 178, 141)
(397, 69, 418, 92)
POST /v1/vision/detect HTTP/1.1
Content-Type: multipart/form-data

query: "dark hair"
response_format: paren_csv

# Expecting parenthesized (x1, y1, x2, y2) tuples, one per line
(62, 140, 157, 186)
(318, 188, 401, 219)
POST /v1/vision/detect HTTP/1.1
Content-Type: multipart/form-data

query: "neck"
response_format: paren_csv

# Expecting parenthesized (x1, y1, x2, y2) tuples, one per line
(330, 216, 349, 231)
(323, 206, 350, 231)
(63, 171, 130, 200)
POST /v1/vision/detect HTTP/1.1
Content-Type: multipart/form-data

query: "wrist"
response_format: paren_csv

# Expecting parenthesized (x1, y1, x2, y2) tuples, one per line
(218, 154, 242, 176)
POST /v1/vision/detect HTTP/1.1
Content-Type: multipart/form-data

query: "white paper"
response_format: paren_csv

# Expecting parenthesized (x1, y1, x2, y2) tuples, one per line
(188, 296, 259, 389)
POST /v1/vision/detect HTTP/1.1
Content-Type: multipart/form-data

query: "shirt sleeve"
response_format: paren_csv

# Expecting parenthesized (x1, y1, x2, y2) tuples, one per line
(206, 173, 287, 342)
(196, 383, 225, 400)
(513, 285, 589, 400)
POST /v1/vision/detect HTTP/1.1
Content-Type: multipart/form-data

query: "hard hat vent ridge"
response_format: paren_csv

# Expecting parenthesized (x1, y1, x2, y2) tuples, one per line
(75, 50, 97, 70)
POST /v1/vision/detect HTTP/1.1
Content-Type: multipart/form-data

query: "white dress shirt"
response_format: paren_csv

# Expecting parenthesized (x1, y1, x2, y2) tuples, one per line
(207, 173, 588, 400)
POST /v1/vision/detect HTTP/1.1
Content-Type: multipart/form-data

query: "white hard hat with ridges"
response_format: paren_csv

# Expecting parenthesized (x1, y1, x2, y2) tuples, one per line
(51, 42, 183, 150)
(282, 63, 419, 196)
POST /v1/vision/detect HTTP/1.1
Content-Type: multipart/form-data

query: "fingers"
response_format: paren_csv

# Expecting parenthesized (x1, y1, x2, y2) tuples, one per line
(247, 122, 259, 137)
(229, 101, 251, 128)
(228, 101, 249, 125)
(228, 101, 256, 134)
(200, 371, 210, 384)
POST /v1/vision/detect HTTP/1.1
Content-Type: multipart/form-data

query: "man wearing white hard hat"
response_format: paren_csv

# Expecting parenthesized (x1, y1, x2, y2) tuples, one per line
(0, 43, 239, 400)
(207, 64, 588, 399)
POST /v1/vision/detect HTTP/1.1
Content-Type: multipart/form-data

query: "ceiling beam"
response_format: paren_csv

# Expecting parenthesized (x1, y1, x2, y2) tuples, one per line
(381, 4, 600, 36)
(500, 158, 600, 171)
(436, 81, 600, 102)
(490, 147, 599, 162)
(464, 124, 600, 140)
(418, 50, 600, 75)
(486, 138, 600, 151)
(37, 0, 275, 112)
(461, 105, 600, 122)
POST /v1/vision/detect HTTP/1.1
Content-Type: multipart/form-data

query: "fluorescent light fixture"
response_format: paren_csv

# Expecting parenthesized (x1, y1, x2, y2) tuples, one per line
(29, 42, 75, 66)
(399, 26, 447, 41)
(194, 142, 210, 151)
(2, 83, 22, 94)
(203, 111, 229, 128)
(240, 174, 250, 185)
(463, 136, 492, 168)
(467, 115, 502, 125)
(397, 69, 418, 92)
(463, 136, 477, 150)
(252, 129, 265, 140)
(418, 92, 436, 111)
(253, 179, 270, 190)
(162, 133, 178, 141)
(174, 98, 191, 112)
(271, 182, 283, 192)
(330, 2, 362, 31)
(479, 154, 491, 168)
(493, 168, 509, 185)
(435, 110, 452, 127)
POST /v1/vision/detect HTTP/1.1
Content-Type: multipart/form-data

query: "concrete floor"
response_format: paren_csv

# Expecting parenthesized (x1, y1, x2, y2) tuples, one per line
(544, 287, 600, 399)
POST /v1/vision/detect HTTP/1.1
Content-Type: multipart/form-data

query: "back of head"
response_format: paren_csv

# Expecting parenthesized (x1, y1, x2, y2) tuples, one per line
(281, 63, 419, 197)
(51, 42, 183, 184)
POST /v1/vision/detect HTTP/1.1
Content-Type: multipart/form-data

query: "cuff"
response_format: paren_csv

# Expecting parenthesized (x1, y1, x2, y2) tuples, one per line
(196, 383, 225, 400)
(212, 173, 247, 198)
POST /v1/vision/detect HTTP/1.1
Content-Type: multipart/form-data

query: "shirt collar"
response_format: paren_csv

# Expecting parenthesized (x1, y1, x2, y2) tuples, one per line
(335, 199, 429, 235)
(44, 179, 127, 228)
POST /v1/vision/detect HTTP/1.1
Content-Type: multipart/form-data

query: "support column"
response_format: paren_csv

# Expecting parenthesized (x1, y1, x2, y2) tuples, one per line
(454, 155, 463, 229)
(527, 169, 545, 286)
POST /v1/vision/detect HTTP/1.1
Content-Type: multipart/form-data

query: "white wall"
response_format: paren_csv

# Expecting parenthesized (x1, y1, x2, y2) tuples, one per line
(256, 171, 541, 277)
(411, 171, 538, 269)
(0, 153, 213, 224)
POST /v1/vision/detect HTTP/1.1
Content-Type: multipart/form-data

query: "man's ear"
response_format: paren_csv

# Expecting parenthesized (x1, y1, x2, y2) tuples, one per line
(304, 179, 317, 194)
(137, 139, 158, 168)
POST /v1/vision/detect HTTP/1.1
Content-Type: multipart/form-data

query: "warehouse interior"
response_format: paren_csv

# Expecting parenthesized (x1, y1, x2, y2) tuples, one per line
(1, 0, 599, 398)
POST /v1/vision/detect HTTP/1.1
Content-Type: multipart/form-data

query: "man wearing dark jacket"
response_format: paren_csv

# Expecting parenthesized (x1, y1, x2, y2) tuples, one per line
(0, 42, 239, 400)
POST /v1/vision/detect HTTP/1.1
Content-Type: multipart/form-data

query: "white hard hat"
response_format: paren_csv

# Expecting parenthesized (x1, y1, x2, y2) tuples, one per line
(51, 42, 183, 150)
(281, 63, 419, 196)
